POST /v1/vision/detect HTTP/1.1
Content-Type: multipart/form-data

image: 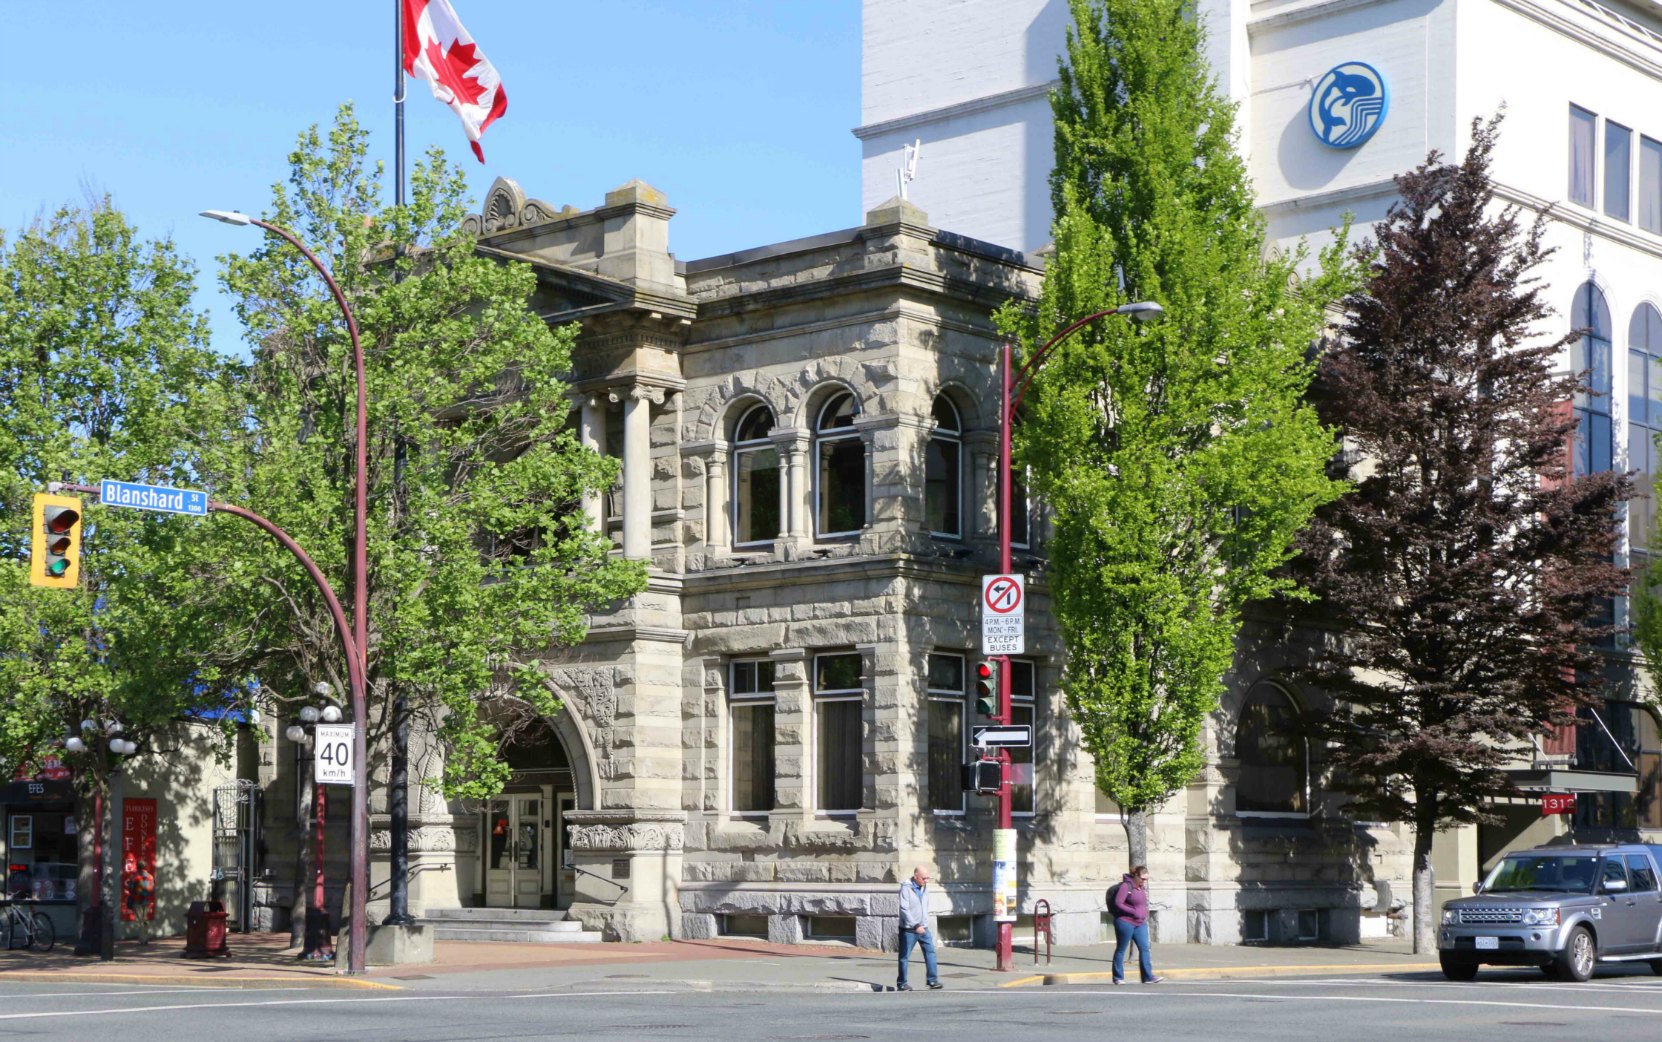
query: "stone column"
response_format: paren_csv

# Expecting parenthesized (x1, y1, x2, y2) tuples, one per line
(579, 395, 607, 533)
(778, 431, 811, 541)
(621, 386, 660, 559)
(705, 446, 729, 554)
(768, 648, 810, 821)
(967, 431, 998, 541)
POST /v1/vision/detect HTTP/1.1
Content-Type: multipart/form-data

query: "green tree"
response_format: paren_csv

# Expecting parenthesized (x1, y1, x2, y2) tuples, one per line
(213, 105, 644, 801)
(1296, 119, 1629, 956)
(1001, 0, 1355, 866)
(0, 198, 249, 957)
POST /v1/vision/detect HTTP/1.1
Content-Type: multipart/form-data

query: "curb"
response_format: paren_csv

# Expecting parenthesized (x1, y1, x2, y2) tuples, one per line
(1001, 962, 1443, 987)
(0, 970, 403, 991)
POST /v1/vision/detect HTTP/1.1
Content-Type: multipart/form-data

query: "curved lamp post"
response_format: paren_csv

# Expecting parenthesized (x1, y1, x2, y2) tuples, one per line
(200, 209, 373, 973)
(991, 300, 1163, 973)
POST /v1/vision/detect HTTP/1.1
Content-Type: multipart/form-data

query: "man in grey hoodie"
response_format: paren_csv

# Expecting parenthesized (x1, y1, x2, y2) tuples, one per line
(897, 865, 943, 991)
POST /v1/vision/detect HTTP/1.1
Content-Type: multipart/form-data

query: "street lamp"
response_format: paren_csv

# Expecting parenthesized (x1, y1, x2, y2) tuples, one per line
(288, 687, 343, 962)
(201, 208, 372, 973)
(60, 717, 136, 958)
(990, 300, 1163, 973)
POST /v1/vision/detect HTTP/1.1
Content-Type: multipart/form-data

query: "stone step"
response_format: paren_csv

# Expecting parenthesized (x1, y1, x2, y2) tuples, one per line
(424, 906, 574, 922)
(425, 924, 603, 944)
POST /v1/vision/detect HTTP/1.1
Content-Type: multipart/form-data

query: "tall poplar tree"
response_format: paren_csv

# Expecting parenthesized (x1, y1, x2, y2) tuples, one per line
(1295, 118, 1629, 956)
(1002, 0, 1355, 866)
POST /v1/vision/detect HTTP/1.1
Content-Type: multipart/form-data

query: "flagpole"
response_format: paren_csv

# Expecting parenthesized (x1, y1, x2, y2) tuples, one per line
(385, 0, 415, 932)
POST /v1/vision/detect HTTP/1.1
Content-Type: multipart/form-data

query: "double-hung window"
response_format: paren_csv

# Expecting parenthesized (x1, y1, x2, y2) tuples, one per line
(1607, 120, 1633, 222)
(926, 397, 963, 538)
(1570, 105, 1597, 208)
(814, 652, 865, 813)
(814, 393, 867, 537)
(732, 405, 781, 547)
(729, 659, 777, 815)
(927, 653, 966, 813)
(1628, 304, 1662, 552)
(1641, 136, 1662, 234)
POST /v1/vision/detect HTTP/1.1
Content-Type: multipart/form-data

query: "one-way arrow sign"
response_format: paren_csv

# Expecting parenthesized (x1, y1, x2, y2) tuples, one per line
(971, 725, 1031, 748)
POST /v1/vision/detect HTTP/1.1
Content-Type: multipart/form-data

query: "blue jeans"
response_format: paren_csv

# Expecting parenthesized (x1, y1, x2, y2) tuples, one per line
(1113, 918, 1155, 982)
(898, 926, 939, 987)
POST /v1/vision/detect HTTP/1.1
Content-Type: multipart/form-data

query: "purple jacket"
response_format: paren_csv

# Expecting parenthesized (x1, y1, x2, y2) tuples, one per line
(1112, 874, 1148, 925)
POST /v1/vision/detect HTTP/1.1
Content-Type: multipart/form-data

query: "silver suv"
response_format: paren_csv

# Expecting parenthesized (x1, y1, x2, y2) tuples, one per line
(1438, 843, 1662, 981)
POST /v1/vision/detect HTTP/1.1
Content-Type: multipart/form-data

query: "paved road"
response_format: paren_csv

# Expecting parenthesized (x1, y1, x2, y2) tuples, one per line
(3, 969, 1661, 1041)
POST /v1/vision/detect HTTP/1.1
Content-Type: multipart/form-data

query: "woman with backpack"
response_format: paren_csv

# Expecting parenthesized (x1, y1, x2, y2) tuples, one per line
(1110, 865, 1163, 984)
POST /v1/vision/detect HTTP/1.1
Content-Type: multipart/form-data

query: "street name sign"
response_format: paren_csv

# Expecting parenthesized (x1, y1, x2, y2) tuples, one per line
(972, 724, 1032, 748)
(100, 479, 208, 516)
(313, 723, 356, 785)
(980, 573, 1024, 655)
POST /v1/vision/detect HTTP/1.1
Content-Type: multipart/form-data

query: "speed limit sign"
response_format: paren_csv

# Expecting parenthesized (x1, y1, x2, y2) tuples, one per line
(313, 723, 355, 785)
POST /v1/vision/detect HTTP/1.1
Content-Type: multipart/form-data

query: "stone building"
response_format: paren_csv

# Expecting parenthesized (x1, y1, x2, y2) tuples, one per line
(322, 173, 1410, 950)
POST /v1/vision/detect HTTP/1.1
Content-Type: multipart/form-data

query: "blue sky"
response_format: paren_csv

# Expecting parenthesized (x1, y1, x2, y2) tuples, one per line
(0, 1, 860, 356)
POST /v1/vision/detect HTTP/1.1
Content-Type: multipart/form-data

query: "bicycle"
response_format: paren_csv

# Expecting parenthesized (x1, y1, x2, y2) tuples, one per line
(0, 892, 56, 952)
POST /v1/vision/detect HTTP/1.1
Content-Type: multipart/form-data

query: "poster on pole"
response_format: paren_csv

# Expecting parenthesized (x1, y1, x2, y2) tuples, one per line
(981, 574, 1025, 655)
(992, 827, 1017, 922)
(313, 723, 355, 785)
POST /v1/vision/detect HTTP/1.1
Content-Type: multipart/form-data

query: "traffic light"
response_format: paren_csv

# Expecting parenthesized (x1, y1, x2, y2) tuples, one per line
(29, 493, 82, 589)
(974, 659, 998, 716)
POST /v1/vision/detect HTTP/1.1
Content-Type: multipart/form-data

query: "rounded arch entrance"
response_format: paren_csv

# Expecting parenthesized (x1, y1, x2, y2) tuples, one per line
(476, 705, 596, 911)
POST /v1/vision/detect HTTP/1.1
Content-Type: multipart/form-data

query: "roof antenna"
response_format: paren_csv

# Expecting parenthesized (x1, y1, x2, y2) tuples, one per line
(896, 139, 921, 200)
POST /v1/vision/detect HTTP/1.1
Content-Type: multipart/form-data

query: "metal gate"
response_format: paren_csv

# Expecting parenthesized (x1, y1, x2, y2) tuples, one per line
(211, 780, 261, 930)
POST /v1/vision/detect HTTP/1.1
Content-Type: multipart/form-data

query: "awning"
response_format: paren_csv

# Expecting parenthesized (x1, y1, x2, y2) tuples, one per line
(1503, 766, 1638, 794)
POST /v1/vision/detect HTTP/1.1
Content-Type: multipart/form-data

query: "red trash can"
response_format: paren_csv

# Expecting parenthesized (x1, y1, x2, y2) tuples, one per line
(182, 900, 230, 958)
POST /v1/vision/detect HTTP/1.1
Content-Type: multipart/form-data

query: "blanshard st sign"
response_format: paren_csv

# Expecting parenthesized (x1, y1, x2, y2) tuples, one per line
(100, 479, 208, 517)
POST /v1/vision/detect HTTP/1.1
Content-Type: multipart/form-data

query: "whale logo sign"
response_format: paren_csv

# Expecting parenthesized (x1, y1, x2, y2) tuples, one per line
(1309, 62, 1388, 149)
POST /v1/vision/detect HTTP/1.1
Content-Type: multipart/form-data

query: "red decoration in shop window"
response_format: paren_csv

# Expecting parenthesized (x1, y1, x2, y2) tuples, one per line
(121, 797, 157, 921)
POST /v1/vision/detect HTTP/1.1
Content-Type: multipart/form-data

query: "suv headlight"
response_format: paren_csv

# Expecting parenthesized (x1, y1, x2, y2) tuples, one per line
(1441, 907, 1460, 924)
(1521, 908, 1560, 927)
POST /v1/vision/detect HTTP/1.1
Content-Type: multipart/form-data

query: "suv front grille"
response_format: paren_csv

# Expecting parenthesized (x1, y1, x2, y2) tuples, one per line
(1458, 907, 1524, 925)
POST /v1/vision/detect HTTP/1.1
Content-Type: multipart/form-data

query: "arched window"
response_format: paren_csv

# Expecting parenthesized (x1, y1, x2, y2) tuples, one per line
(926, 396, 962, 538)
(1236, 685, 1308, 816)
(1628, 304, 1662, 551)
(732, 404, 780, 546)
(1573, 282, 1614, 477)
(814, 391, 866, 537)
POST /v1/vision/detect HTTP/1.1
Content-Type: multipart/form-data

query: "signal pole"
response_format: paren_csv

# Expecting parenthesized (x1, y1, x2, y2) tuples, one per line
(992, 301, 1164, 972)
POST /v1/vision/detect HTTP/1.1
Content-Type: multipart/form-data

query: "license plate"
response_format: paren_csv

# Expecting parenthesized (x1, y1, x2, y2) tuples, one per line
(1475, 936, 1500, 950)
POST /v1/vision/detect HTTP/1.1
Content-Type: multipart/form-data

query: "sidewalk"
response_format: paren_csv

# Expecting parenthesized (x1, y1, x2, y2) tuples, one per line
(0, 931, 1439, 992)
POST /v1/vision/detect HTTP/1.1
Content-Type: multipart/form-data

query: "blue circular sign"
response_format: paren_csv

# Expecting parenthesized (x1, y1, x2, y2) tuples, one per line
(1309, 62, 1389, 149)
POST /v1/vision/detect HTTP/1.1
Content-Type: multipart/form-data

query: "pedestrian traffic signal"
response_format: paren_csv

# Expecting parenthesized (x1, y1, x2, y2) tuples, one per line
(29, 493, 82, 589)
(961, 758, 1002, 795)
(975, 660, 998, 716)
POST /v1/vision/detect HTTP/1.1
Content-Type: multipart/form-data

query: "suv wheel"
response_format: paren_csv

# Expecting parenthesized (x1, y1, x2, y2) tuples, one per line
(1553, 926, 1596, 982)
(1439, 954, 1478, 981)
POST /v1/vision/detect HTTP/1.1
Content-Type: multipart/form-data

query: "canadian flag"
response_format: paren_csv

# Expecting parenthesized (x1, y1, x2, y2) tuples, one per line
(402, 0, 507, 163)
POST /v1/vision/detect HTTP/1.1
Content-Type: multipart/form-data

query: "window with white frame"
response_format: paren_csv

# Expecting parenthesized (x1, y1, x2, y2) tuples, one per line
(1573, 282, 1615, 478)
(814, 392, 866, 537)
(1009, 659, 1036, 815)
(1570, 104, 1597, 208)
(732, 404, 781, 547)
(729, 659, 777, 815)
(1235, 684, 1309, 816)
(1642, 136, 1662, 234)
(1628, 303, 1662, 552)
(1607, 120, 1634, 222)
(926, 397, 963, 538)
(814, 652, 865, 813)
(927, 653, 966, 813)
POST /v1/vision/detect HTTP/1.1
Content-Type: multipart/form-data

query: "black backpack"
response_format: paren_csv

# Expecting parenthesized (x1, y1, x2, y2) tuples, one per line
(1106, 881, 1122, 910)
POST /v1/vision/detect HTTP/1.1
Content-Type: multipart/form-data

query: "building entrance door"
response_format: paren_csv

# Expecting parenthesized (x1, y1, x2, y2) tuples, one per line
(483, 794, 545, 908)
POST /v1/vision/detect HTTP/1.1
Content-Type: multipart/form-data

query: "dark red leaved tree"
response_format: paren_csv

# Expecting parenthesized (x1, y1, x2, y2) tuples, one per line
(1295, 116, 1630, 955)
